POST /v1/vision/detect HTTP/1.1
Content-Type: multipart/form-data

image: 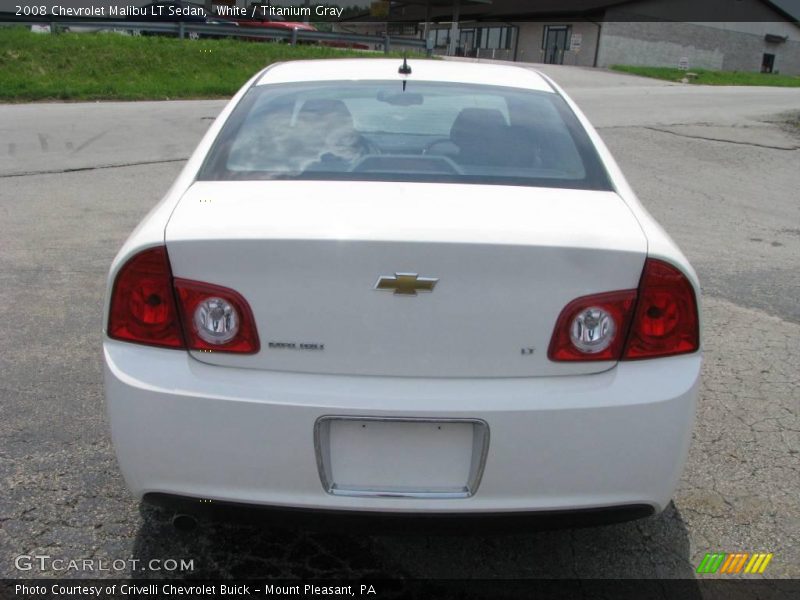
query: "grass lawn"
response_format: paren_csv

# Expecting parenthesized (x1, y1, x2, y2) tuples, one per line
(0, 27, 414, 102)
(611, 65, 800, 87)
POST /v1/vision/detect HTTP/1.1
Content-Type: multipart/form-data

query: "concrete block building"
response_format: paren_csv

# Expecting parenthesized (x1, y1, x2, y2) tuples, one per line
(376, 0, 800, 74)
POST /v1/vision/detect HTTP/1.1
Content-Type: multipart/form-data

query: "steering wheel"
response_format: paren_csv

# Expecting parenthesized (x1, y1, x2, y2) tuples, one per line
(422, 138, 458, 156)
(356, 135, 381, 157)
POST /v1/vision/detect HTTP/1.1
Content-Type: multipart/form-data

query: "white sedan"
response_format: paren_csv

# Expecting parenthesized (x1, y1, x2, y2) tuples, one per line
(104, 59, 701, 528)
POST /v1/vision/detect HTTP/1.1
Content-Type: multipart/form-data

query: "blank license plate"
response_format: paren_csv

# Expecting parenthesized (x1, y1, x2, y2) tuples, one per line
(315, 417, 489, 498)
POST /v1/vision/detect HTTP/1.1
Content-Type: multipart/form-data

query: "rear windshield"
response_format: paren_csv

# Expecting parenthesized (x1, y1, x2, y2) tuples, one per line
(199, 80, 612, 190)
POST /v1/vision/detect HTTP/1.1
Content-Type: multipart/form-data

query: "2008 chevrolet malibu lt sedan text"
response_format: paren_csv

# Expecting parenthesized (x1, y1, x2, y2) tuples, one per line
(103, 59, 701, 527)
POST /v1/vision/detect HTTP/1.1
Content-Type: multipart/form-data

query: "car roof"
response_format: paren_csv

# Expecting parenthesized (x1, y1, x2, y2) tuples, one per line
(255, 59, 554, 93)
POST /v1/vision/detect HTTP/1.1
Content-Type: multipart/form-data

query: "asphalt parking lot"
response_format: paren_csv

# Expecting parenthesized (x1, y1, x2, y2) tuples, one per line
(1, 63, 798, 582)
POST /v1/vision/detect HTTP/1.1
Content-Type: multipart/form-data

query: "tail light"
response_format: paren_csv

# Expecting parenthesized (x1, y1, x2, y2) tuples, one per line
(549, 258, 699, 362)
(174, 279, 259, 353)
(548, 291, 637, 361)
(108, 247, 184, 349)
(108, 246, 259, 354)
(622, 259, 699, 360)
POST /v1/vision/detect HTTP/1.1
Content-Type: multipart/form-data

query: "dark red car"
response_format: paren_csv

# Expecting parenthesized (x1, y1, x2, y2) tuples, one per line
(237, 14, 316, 33)
(220, 11, 316, 41)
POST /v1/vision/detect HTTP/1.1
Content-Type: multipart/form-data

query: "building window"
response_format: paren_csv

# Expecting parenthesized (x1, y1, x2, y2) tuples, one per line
(427, 28, 449, 49)
(475, 26, 512, 50)
(388, 23, 418, 36)
(428, 25, 512, 52)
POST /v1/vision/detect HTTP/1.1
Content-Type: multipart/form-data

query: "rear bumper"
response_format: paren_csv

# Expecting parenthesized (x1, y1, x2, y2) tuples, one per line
(105, 340, 700, 516)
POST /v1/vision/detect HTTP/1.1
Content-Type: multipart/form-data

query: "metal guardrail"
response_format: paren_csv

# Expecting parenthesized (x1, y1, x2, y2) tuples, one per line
(0, 18, 429, 53)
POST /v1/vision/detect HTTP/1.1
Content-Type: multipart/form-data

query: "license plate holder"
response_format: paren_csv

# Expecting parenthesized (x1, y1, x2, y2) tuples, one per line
(314, 417, 489, 499)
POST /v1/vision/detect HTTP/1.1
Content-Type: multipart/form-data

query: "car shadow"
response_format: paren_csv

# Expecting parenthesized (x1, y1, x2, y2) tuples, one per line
(131, 501, 700, 587)
(131, 502, 397, 579)
(370, 501, 700, 579)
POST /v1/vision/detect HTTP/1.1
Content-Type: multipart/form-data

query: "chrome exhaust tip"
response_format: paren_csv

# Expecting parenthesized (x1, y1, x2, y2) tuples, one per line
(172, 513, 198, 532)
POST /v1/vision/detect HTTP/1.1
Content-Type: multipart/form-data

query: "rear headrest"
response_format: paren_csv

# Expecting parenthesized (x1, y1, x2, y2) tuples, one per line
(450, 108, 508, 147)
(298, 99, 354, 126)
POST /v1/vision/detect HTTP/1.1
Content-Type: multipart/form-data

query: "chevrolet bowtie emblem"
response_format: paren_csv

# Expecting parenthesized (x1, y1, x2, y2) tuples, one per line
(374, 273, 439, 296)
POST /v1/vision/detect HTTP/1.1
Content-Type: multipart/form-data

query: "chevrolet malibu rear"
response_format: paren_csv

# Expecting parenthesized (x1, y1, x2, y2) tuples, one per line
(103, 59, 701, 524)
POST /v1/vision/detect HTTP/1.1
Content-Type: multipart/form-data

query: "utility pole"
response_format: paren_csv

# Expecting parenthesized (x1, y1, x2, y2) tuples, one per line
(448, 0, 460, 56)
(422, 0, 431, 49)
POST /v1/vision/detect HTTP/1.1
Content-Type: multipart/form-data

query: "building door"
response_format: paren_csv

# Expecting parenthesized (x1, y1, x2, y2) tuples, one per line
(459, 29, 474, 56)
(762, 53, 775, 73)
(543, 25, 570, 65)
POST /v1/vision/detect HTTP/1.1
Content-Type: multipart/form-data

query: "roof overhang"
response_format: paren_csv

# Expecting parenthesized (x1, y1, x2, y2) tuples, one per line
(362, 0, 626, 23)
(354, 0, 800, 24)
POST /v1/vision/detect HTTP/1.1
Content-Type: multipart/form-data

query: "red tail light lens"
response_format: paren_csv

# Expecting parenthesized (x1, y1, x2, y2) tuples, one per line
(623, 259, 699, 360)
(108, 246, 259, 354)
(108, 247, 184, 349)
(174, 279, 260, 354)
(548, 259, 699, 362)
(548, 290, 637, 361)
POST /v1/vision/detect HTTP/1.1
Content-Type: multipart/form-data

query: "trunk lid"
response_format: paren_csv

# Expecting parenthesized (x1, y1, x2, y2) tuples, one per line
(165, 181, 647, 377)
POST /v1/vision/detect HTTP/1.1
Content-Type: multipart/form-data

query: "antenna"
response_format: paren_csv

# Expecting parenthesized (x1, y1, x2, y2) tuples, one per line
(398, 54, 412, 75)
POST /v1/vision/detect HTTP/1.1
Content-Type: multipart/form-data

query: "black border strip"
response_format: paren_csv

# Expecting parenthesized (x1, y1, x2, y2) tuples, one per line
(3, 578, 800, 600)
(1, 1, 799, 23)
